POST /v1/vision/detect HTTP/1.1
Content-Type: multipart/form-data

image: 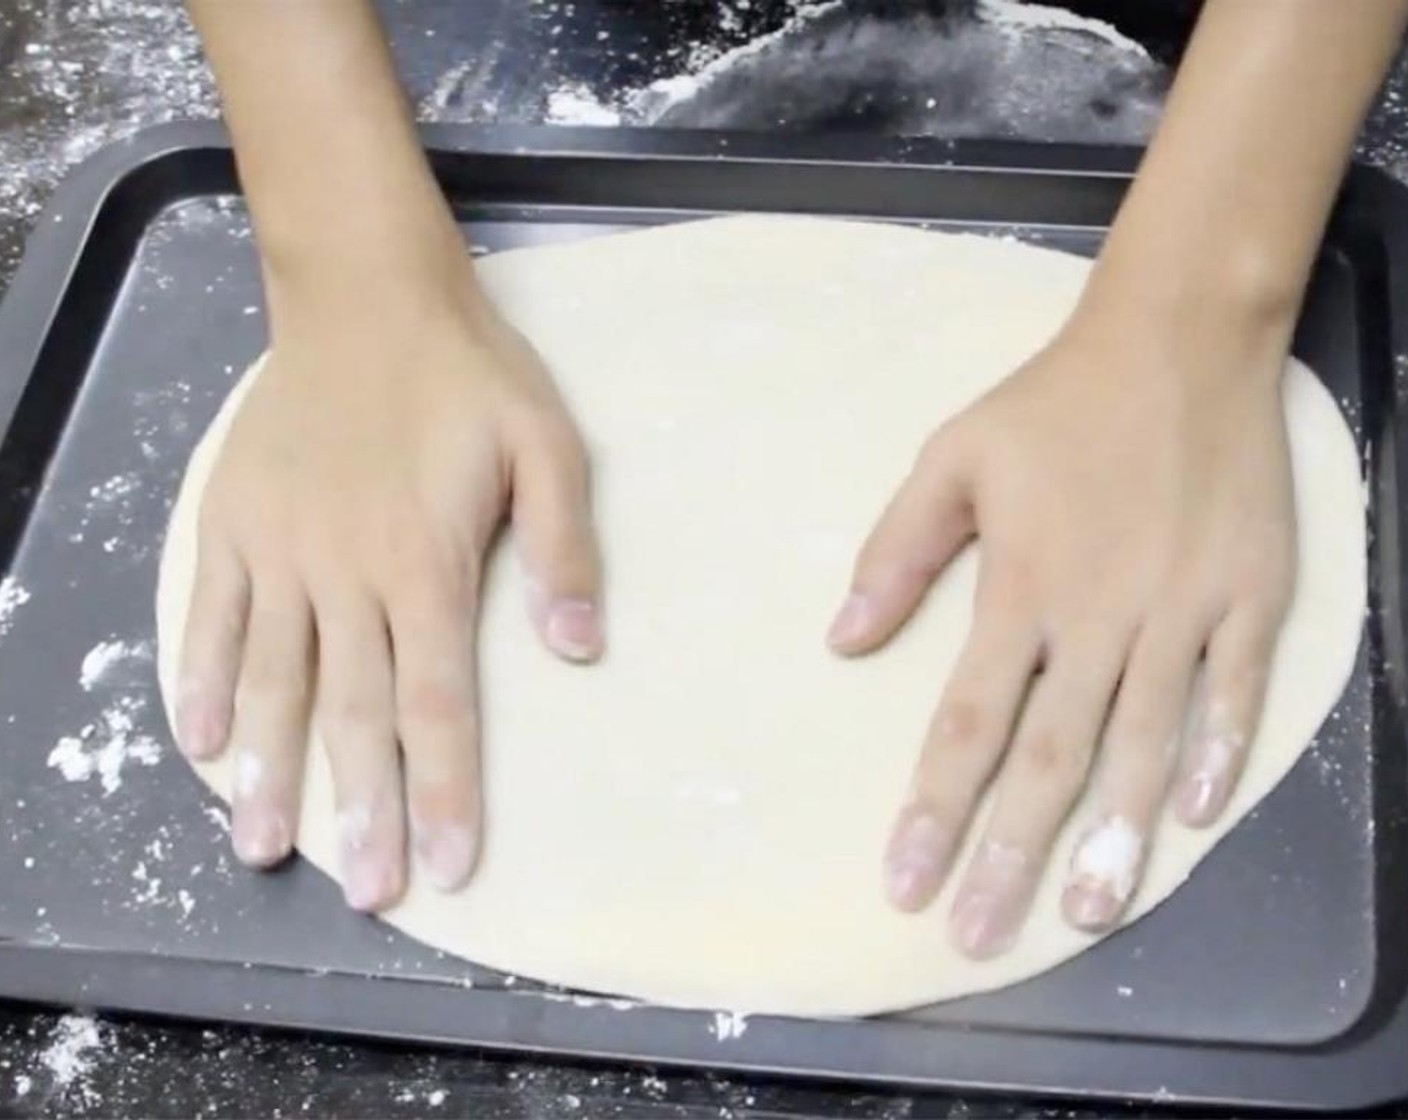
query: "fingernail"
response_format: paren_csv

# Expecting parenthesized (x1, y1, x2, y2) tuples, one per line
(951, 893, 1017, 959)
(884, 810, 951, 911)
(545, 598, 601, 662)
(415, 823, 478, 892)
(827, 592, 874, 649)
(175, 687, 226, 760)
(232, 806, 290, 867)
(949, 841, 1029, 959)
(1063, 882, 1121, 930)
(1176, 728, 1243, 827)
(1065, 815, 1142, 931)
(343, 854, 401, 912)
(338, 804, 402, 911)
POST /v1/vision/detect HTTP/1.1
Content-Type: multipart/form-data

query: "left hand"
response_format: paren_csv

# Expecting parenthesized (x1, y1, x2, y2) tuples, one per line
(828, 304, 1296, 958)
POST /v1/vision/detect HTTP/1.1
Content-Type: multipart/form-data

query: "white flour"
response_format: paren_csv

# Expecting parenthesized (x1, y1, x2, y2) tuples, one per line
(0, 0, 217, 281)
(1070, 815, 1143, 903)
(79, 638, 150, 691)
(131, 859, 161, 904)
(87, 471, 140, 505)
(394, 1086, 450, 1108)
(710, 1010, 749, 1041)
(631, 1, 843, 119)
(0, 577, 30, 639)
(39, 1014, 104, 1101)
(545, 86, 621, 126)
(49, 633, 161, 793)
(47, 694, 162, 794)
(975, 0, 1149, 57)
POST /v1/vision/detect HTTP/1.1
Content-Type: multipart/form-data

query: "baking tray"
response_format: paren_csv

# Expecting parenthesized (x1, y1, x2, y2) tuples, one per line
(0, 121, 1404, 1111)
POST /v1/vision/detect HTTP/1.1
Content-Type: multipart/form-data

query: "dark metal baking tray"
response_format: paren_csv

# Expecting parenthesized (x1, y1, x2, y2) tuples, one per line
(0, 121, 1404, 1111)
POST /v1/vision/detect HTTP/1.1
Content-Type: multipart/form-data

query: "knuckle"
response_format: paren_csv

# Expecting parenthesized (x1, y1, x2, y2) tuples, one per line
(1225, 540, 1296, 609)
(379, 530, 463, 596)
(1113, 708, 1164, 752)
(1011, 729, 1089, 796)
(936, 699, 987, 749)
(318, 695, 393, 744)
(1216, 658, 1269, 708)
(399, 674, 474, 729)
(980, 553, 1037, 611)
(409, 773, 476, 818)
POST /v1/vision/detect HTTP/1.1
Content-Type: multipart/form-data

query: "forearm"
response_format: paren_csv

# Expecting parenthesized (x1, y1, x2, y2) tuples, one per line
(1078, 0, 1408, 349)
(188, 0, 464, 309)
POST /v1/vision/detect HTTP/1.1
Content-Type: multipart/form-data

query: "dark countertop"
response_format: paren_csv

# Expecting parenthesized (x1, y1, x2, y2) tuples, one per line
(0, 2, 1405, 1117)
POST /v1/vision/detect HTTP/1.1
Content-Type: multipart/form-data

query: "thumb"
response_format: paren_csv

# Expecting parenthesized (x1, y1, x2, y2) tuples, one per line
(509, 409, 604, 663)
(829, 423, 975, 655)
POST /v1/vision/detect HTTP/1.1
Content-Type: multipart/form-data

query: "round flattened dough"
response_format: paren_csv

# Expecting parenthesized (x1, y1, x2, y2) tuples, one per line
(155, 216, 1366, 1017)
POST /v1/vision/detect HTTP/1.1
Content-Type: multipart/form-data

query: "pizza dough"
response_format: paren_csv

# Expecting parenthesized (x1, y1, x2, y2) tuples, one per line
(155, 216, 1365, 1016)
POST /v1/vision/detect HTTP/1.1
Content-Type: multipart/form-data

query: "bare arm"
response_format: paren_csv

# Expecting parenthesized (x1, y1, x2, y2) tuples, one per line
(1081, 0, 1408, 346)
(179, 1, 602, 909)
(186, 0, 466, 308)
(848, 0, 1406, 957)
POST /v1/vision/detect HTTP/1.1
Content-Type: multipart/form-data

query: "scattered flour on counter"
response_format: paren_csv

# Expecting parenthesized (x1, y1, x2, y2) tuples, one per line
(633, 1, 842, 118)
(540, 991, 637, 1011)
(79, 638, 151, 691)
(394, 1086, 450, 1108)
(0, 0, 218, 285)
(50, 638, 161, 793)
(975, 0, 1149, 56)
(87, 472, 141, 505)
(545, 86, 621, 126)
(47, 694, 161, 795)
(131, 860, 161, 904)
(0, 577, 30, 638)
(39, 1015, 104, 1100)
(710, 1010, 749, 1041)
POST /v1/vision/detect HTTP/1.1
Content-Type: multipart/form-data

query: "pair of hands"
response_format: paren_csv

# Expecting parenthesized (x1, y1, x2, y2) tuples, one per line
(173, 241, 1296, 958)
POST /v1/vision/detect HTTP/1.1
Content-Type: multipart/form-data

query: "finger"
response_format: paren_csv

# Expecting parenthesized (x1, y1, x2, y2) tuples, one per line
(829, 428, 974, 655)
(949, 636, 1125, 959)
(1174, 601, 1283, 827)
(510, 411, 603, 662)
(315, 589, 406, 912)
(883, 579, 1041, 912)
(227, 577, 313, 869)
(390, 576, 482, 895)
(1062, 614, 1205, 931)
(176, 529, 249, 760)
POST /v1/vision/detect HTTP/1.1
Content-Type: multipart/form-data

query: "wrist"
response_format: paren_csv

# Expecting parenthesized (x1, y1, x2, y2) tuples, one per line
(1069, 244, 1300, 386)
(260, 201, 484, 328)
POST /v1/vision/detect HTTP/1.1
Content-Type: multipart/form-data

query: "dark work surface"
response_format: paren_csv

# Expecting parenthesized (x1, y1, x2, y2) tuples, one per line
(1, 2, 1407, 1118)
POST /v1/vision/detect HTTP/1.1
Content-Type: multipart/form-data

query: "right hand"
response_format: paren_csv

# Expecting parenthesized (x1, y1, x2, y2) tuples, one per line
(173, 256, 603, 911)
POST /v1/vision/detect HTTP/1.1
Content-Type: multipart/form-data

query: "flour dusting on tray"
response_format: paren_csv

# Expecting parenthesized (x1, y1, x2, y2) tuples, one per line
(47, 638, 160, 794)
